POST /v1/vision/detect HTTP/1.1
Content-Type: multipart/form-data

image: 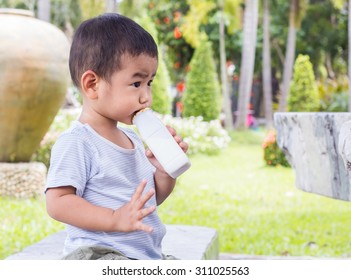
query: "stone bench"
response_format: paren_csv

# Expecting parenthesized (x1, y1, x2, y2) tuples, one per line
(274, 112, 351, 201)
(6, 225, 219, 260)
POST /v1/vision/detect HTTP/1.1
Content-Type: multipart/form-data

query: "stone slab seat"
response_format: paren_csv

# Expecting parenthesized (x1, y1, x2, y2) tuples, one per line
(5, 225, 219, 260)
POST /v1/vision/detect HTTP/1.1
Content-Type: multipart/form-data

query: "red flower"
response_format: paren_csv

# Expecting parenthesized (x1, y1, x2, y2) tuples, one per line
(174, 26, 182, 39)
(163, 17, 170, 24)
(176, 82, 185, 93)
(174, 61, 181, 69)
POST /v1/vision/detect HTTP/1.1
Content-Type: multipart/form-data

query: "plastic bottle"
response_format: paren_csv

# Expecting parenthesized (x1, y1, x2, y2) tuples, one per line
(133, 108, 191, 178)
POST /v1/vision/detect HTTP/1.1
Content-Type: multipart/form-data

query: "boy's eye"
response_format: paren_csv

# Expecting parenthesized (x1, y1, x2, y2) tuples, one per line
(147, 80, 153, 86)
(133, 82, 141, 88)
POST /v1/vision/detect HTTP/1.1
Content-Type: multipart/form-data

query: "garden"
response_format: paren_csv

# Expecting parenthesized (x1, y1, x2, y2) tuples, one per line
(1, 110, 351, 259)
(2, 0, 351, 261)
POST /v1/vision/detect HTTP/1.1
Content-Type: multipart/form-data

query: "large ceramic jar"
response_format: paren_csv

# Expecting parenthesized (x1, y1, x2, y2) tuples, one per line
(0, 9, 69, 162)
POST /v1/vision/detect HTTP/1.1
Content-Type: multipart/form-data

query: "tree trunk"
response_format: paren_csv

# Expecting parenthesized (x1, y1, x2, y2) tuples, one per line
(105, 0, 118, 13)
(262, 0, 273, 129)
(37, 0, 51, 22)
(219, 3, 234, 130)
(235, 0, 259, 129)
(348, 0, 351, 111)
(278, 0, 297, 112)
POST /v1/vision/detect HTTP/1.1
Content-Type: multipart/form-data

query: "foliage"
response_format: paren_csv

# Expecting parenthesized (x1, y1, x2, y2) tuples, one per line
(148, 0, 194, 82)
(137, 15, 171, 115)
(182, 38, 221, 121)
(262, 130, 290, 167)
(51, 0, 82, 30)
(297, 1, 347, 79)
(288, 54, 319, 112)
(319, 75, 349, 112)
(78, 0, 103, 20)
(181, 0, 215, 48)
(161, 115, 231, 155)
(119, 0, 147, 19)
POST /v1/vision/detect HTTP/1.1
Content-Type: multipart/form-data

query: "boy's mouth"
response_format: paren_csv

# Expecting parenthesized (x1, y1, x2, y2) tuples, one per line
(132, 107, 150, 123)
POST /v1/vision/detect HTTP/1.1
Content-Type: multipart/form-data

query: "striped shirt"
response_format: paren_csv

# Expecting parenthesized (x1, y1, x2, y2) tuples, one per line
(46, 121, 166, 260)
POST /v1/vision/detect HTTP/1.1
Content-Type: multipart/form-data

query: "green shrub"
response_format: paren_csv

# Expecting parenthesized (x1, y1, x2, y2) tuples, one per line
(288, 54, 319, 112)
(182, 38, 221, 121)
(262, 130, 290, 167)
(137, 15, 171, 115)
(160, 114, 231, 155)
(32, 109, 231, 168)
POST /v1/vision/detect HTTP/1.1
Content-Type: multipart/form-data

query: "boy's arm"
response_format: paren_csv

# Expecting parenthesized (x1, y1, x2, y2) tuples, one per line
(46, 180, 156, 233)
(147, 126, 189, 205)
(153, 169, 176, 205)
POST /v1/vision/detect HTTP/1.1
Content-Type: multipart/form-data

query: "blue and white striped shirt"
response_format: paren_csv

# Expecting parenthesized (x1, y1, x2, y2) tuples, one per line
(46, 121, 166, 259)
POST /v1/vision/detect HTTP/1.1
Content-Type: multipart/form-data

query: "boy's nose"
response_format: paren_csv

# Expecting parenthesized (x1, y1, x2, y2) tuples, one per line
(139, 89, 151, 105)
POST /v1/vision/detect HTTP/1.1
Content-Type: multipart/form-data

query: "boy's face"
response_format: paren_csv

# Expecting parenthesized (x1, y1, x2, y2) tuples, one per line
(94, 54, 158, 125)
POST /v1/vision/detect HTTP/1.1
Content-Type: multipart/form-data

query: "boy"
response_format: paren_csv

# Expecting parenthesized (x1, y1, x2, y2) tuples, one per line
(45, 13, 188, 260)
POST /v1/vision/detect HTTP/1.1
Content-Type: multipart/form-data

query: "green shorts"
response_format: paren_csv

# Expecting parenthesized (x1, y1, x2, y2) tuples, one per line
(62, 246, 178, 260)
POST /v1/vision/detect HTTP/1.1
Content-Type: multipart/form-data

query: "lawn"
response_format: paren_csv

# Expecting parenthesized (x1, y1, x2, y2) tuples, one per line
(1, 129, 351, 259)
(158, 129, 351, 257)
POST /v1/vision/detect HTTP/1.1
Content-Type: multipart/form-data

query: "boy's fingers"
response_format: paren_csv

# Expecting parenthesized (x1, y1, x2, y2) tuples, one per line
(166, 125, 176, 136)
(137, 188, 155, 208)
(139, 205, 156, 220)
(180, 141, 188, 152)
(138, 222, 154, 233)
(131, 179, 147, 203)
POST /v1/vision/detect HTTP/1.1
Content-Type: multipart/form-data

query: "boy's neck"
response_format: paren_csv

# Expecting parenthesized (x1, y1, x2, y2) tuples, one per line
(78, 108, 134, 150)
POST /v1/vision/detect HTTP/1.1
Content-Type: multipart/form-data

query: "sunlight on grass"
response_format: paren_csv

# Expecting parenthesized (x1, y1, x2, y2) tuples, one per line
(158, 129, 351, 257)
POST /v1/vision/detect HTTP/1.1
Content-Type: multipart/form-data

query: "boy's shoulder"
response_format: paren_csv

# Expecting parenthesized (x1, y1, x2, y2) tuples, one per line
(58, 121, 90, 140)
(54, 121, 96, 150)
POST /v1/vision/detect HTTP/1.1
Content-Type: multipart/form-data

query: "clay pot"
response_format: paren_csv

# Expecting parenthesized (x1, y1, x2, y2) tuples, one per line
(0, 9, 70, 162)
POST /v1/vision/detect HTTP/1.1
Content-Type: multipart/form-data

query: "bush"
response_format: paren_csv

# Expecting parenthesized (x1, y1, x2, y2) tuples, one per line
(288, 54, 319, 112)
(262, 130, 290, 167)
(32, 109, 231, 168)
(182, 38, 221, 121)
(318, 75, 349, 112)
(160, 114, 231, 155)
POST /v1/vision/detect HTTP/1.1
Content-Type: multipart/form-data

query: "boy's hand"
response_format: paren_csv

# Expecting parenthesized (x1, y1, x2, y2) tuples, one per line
(146, 126, 189, 172)
(111, 180, 156, 233)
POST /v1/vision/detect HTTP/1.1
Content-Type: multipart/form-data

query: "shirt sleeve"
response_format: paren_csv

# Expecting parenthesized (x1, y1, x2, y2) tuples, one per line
(45, 132, 97, 197)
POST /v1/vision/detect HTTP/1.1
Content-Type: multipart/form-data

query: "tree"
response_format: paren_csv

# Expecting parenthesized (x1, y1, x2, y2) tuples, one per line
(182, 38, 221, 121)
(37, 0, 50, 22)
(105, 0, 118, 13)
(288, 54, 319, 112)
(262, 0, 273, 129)
(119, 0, 147, 18)
(278, 0, 308, 112)
(235, 0, 259, 129)
(219, 0, 234, 130)
(349, 0, 351, 111)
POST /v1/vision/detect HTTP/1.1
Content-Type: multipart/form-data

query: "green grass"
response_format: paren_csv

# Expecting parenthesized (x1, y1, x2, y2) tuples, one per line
(1, 129, 351, 259)
(158, 129, 351, 257)
(0, 196, 64, 259)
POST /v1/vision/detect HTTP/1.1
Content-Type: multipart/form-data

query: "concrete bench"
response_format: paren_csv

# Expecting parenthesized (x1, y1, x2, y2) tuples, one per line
(6, 225, 219, 260)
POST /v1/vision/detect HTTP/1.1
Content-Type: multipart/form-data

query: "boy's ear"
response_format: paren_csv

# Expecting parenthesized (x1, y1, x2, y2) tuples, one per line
(81, 70, 99, 100)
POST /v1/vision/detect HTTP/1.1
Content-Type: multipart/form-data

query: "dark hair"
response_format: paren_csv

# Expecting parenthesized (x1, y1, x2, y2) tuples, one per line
(69, 13, 158, 88)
